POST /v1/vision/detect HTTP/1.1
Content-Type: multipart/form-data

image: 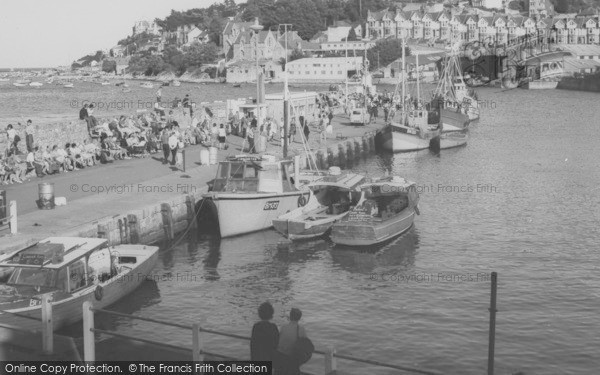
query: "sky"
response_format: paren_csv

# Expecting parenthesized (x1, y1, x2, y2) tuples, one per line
(0, 0, 228, 69)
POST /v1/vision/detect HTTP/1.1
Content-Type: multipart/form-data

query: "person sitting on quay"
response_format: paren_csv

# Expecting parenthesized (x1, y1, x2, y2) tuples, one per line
(250, 302, 279, 363)
(42, 146, 60, 175)
(51, 144, 73, 172)
(275, 308, 308, 375)
(0, 156, 21, 184)
(7, 154, 29, 182)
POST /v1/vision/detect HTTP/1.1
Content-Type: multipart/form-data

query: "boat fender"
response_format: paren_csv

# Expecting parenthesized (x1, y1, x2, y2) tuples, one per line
(415, 205, 420, 216)
(298, 195, 307, 207)
(94, 285, 104, 301)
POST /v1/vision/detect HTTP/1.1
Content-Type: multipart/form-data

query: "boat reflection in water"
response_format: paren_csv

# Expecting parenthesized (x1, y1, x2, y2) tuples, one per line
(329, 226, 419, 275)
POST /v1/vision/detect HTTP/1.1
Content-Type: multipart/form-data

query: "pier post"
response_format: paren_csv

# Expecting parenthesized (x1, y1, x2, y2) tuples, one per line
(182, 150, 186, 172)
(161, 203, 174, 241)
(83, 301, 95, 362)
(41, 294, 53, 354)
(488, 272, 498, 375)
(324, 347, 337, 375)
(9, 200, 17, 234)
(127, 214, 140, 244)
(192, 323, 204, 362)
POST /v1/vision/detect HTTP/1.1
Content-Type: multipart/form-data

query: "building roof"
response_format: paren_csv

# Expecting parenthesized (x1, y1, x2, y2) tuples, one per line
(558, 44, 600, 57)
(563, 57, 600, 72)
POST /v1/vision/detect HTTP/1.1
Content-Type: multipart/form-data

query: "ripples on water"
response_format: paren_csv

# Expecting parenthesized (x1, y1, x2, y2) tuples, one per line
(35, 85, 600, 374)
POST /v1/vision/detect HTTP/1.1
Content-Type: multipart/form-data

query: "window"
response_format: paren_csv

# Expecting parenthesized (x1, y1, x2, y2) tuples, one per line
(68, 259, 88, 292)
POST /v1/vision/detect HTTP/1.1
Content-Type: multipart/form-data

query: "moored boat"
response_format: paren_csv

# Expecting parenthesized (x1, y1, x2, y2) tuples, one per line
(0, 237, 158, 330)
(439, 126, 469, 149)
(12, 82, 27, 87)
(29, 82, 43, 87)
(330, 176, 420, 246)
(63, 83, 74, 88)
(172, 80, 181, 87)
(100, 80, 110, 86)
(197, 155, 310, 238)
(140, 82, 154, 89)
(272, 168, 365, 240)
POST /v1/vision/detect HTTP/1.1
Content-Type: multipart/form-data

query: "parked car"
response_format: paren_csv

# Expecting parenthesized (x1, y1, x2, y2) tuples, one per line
(350, 108, 370, 125)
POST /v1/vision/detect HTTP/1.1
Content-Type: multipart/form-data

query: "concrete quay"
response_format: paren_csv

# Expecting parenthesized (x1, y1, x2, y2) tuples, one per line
(0, 113, 386, 253)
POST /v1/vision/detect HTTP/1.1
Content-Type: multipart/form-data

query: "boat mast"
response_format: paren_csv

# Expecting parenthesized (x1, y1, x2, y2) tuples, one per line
(401, 37, 406, 117)
(416, 53, 420, 105)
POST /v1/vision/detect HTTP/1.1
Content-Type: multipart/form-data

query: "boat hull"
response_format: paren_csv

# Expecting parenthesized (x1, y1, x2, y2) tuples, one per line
(272, 218, 334, 240)
(380, 126, 438, 152)
(440, 129, 469, 149)
(331, 209, 416, 246)
(440, 108, 470, 129)
(209, 192, 310, 238)
(1, 245, 158, 330)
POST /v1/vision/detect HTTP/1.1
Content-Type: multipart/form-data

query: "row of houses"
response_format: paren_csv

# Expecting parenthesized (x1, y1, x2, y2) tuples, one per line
(365, 8, 600, 46)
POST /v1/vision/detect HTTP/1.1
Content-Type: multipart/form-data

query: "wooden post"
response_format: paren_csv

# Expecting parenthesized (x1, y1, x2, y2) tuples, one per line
(324, 347, 337, 375)
(127, 214, 140, 244)
(9, 200, 17, 234)
(161, 203, 174, 241)
(83, 301, 95, 362)
(293, 155, 300, 189)
(97, 223, 108, 239)
(488, 272, 498, 375)
(41, 294, 53, 354)
(183, 150, 186, 172)
(192, 323, 203, 362)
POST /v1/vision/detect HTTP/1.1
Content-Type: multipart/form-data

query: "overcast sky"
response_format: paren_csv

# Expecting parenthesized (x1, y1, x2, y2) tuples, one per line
(0, 0, 227, 68)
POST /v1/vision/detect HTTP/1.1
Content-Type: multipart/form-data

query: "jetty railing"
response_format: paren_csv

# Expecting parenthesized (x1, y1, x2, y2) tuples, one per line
(82, 302, 442, 375)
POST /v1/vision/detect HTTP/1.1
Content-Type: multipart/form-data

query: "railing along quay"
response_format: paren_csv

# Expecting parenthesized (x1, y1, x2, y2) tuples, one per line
(82, 302, 442, 375)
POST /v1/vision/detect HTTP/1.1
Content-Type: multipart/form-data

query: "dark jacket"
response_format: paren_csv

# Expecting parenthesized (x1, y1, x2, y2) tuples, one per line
(250, 321, 279, 361)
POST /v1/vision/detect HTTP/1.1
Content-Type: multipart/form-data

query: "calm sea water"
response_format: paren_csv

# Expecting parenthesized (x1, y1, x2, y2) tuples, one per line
(5, 83, 599, 374)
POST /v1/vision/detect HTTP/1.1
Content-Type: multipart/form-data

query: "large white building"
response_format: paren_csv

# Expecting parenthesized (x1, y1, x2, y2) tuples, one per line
(286, 56, 364, 82)
(132, 20, 162, 36)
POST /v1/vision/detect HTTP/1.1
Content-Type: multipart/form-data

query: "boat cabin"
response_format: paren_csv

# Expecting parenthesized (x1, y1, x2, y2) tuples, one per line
(309, 173, 365, 215)
(210, 155, 296, 194)
(1, 238, 115, 294)
(348, 180, 418, 222)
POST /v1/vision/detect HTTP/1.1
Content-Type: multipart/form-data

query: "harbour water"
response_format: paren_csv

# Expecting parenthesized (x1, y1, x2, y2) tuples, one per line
(4, 83, 600, 374)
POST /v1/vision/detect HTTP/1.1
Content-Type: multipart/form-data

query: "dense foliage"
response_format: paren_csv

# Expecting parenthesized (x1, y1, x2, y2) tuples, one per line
(126, 42, 219, 76)
(549, 0, 600, 13)
(366, 39, 410, 71)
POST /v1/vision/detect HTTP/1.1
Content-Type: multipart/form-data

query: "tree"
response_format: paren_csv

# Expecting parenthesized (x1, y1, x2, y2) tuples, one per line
(102, 60, 117, 73)
(366, 39, 410, 71)
(555, 0, 569, 12)
(347, 27, 358, 41)
(183, 42, 219, 68)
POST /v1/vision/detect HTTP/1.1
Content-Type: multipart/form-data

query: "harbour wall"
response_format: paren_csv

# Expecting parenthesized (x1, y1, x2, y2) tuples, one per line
(557, 76, 600, 92)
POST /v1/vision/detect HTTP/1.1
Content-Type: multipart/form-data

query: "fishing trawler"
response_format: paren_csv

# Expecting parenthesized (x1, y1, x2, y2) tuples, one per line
(272, 168, 365, 240)
(0, 237, 158, 330)
(197, 155, 310, 238)
(380, 44, 440, 152)
(330, 176, 420, 246)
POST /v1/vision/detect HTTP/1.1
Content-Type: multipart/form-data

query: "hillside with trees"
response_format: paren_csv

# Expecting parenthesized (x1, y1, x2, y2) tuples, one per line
(550, 0, 600, 13)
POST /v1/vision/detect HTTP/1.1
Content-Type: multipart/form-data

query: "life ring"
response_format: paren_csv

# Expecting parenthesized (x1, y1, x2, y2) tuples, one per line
(297, 195, 307, 207)
(94, 285, 104, 301)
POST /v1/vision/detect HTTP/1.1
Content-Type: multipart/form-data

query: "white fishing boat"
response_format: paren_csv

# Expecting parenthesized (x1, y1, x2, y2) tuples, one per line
(172, 80, 181, 87)
(140, 82, 154, 89)
(330, 176, 420, 246)
(29, 82, 43, 87)
(63, 83, 74, 88)
(101, 80, 111, 86)
(0, 237, 159, 330)
(12, 82, 27, 87)
(381, 45, 440, 153)
(272, 168, 365, 240)
(433, 45, 479, 122)
(197, 155, 310, 238)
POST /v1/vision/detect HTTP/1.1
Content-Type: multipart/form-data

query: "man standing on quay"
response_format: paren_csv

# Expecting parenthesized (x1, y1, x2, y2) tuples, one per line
(161, 127, 170, 164)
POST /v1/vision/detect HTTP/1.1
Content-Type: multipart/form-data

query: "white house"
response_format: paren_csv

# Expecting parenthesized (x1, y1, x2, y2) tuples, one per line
(286, 56, 364, 82)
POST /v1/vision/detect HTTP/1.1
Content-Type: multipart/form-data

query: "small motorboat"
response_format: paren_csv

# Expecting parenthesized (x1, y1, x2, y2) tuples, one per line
(13, 82, 27, 87)
(140, 82, 154, 89)
(63, 83, 74, 88)
(330, 176, 420, 246)
(0, 237, 159, 330)
(197, 154, 310, 238)
(172, 80, 181, 87)
(232, 83, 242, 88)
(273, 168, 365, 240)
(122, 88, 131, 93)
(101, 81, 111, 86)
(29, 82, 43, 87)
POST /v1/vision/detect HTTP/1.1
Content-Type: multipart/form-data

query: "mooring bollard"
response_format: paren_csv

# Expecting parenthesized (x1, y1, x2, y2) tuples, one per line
(41, 294, 53, 354)
(83, 301, 95, 361)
